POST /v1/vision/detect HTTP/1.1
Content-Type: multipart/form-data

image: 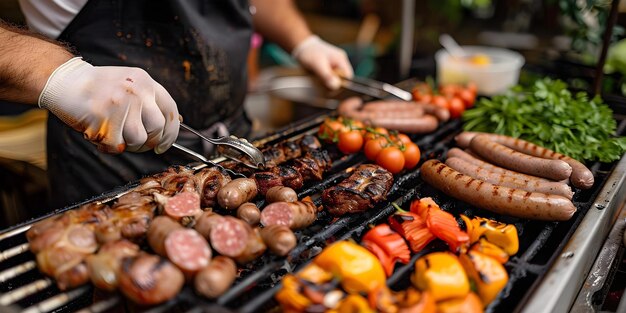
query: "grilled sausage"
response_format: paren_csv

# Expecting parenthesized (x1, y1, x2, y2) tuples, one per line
(420, 159, 576, 221)
(415, 102, 450, 122)
(163, 229, 212, 278)
(217, 178, 258, 209)
(147, 216, 182, 256)
(193, 211, 224, 239)
(194, 256, 238, 299)
(155, 191, 202, 223)
(266, 186, 298, 203)
(118, 253, 185, 305)
(445, 157, 574, 199)
(469, 135, 572, 181)
(361, 101, 425, 117)
(260, 200, 318, 229)
(367, 115, 439, 134)
(86, 240, 140, 291)
(237, 202, 261, 225)
(259, 225, 297, 256)
(209, 216, 266, 264)
(454, 131, 480, 148)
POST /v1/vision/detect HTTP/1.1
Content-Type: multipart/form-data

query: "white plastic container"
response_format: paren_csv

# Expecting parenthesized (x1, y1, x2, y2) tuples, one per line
(435, 46, 525, 96)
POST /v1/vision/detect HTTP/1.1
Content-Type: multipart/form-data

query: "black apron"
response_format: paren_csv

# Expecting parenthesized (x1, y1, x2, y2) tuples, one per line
(47, 0, 252, 208)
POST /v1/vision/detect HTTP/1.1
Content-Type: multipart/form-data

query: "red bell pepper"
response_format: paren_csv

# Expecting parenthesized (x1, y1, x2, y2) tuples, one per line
(388, 211, 436, 253)
(361, 224, 411, 276)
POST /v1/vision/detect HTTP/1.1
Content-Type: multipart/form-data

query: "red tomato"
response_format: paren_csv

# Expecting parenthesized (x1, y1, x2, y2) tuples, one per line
(394, 133, 412, 146)
(432, 95, 449, 110)
(419, 94, 433, 104)
(337, 130, 364, 154)
(439, 84, 461, 97)
(364, 137, 388, 161)
(467, 82, 478, 95)
(403, 143, 421, 169)
(448, 97, 466, 119)
(318, 119, 346, 143)
(376, 147, 405, 174)
(458, 89, 476, 108)
(364, 127, 389, 142)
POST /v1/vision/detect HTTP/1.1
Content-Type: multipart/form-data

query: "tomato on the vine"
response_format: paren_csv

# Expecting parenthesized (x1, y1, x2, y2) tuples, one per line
(432, 95, 449, 110)
(318, 119, 346, 143)
(458, 89, 476, 108)
(364, 137, 388, 161)
(448, 97, 466, 119)
(364, 127, 389, 142)
(403, 143, 421, 169)
(376, 147, 405, 174)
(394, 133, 412, 146)
(337, 130, 364, 154)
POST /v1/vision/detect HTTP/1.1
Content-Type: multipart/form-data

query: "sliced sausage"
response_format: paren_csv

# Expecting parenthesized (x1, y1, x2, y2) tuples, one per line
(193, 211, 224, 239)
(420, 159, 576, 221)
(194, 256, 237, 299)
(162, 191, 202, 222)
(266, 186, 298, 203)
(237, 202, 261, 225)
(210, 216, 266, 264)
(260, 225, 297, 256)
(147, 216, 182, 256)
(445, 157, 574, 199)
(469, 135, 572, 181)
(118, 253, 185, 305)
(217, 178, 258, 209)
(164, 229, 212, 278)
(260, 200, 318, 229)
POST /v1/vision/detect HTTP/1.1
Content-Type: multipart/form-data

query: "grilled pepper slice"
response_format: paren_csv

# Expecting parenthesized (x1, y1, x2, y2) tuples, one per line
(437, 292, 483, 313)
(459, 250, 508, 305)
(337, 294, 376, 313)
(469, 217, 519, 255)
(275, 275, 312, 312)
(314, 241, 386, 294)
(409, 197, 470, 253)
(388, 211, 436, 253)
(362, 224, 411, 276)
(395, 289, 436, 313)
(411, 252, 470, 301)
(297, 263, 333, 284)
(470, 238, 509, 264)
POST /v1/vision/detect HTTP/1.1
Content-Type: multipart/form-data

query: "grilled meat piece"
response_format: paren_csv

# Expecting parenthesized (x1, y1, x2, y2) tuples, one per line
(86, 240, 140, 291)
(95, 192, 156, 243)
(193, 167, 232, 208)
(322, 164, 393, 216)
(290, 150, 332, 181)
(253, 165, 304, 195)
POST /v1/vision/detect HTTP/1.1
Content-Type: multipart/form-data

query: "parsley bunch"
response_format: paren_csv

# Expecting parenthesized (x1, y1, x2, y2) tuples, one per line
(462, 78, 626, 163)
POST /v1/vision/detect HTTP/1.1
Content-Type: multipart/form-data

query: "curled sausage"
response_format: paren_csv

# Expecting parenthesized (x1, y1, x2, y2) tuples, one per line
(237, 202, 261, 225)
(194, 256, 238, 299)
(469, 135, 572, 181)
(260, 200, 318, 229)
(260, 225, 297, 256)
(217, 178, 258, 209)
(266, 186, 298, 203)
(420, 159, 576, 221)
(445, 157, 574, 199)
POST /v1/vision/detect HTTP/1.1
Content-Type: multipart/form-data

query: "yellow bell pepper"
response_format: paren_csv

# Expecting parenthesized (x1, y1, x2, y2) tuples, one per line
(437, 292, 484, 313)
(314, 241, 386, 294)
(470, 238, 509, 264)
(275, 275, 312, 312)
(337, 294, 375, 313)
(470, 217, 519, 255)
(459, 251, 508, 305)
(397, 289, 436, 313)
(411, 252, 470, 301)
(297, 263, 333, 284)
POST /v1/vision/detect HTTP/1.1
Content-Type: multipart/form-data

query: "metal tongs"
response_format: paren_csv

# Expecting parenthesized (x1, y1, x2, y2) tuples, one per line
(171, 122, 265, 174)
(340, 75, 412, 101)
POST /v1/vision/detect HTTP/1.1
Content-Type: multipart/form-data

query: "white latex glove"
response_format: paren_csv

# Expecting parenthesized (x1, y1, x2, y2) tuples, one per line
(39, 57, 179, 154)
(292, 35, 354, 90)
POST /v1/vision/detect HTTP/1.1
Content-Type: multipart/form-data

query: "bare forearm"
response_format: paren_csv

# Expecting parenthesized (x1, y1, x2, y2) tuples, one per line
(0, 22, 73, 104)
(251, 0, 312, 53)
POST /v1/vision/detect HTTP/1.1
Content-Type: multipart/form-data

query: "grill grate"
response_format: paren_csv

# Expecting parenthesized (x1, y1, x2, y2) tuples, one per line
(1, 108, 625, 313)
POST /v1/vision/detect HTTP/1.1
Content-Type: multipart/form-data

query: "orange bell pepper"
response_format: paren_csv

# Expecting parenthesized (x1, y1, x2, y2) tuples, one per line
(337, 294, 376, 313)
(388, 211, 436, 253)
(314, 241, 386, 294)
(275, 275, 312, 312)
(362, 224, 411, 276)
(409, 198, 470, 253)
(437, 292, 484, 313)
(470, 238, 509, 264)
(459, 250, 508, 305)
(396, 289, 436, 313)
(412, 252, 470, 301)
(297, 263, 333, 284)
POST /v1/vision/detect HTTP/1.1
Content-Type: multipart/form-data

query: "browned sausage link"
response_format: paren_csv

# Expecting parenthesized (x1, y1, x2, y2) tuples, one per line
(237, 202, 261, 225)
(266, 186, 298, 203)
(193, 211, 224, 239)
(454, 131, 482, 148)
(217, 178, 258, 209)
(448, 148, 559, 184)
(481, 133, 594, 189)
(118, 253, 185, 305)
(415, 102, 450, 122)
(362, 101, 424, 115)
(234, 228, 267, 264)
(445, 157, 574, 199)
(337, 97, 363, 117)
(194, 256, 237, 299)
(368, 115, 439, 134)
(260, 200, 318, 229)
(420, 160, 576, 221)
(259, 225, 297, 256)
(147, 216, 182, 257)
(469, 135, 572, 181)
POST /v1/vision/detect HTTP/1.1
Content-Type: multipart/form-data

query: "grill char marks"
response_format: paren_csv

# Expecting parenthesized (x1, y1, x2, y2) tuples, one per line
(322, 164, 393, 216)
(194, 167, 231, 209)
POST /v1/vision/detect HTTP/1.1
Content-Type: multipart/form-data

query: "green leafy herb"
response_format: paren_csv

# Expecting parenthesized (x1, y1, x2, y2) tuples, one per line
(462, 78, 626, 163)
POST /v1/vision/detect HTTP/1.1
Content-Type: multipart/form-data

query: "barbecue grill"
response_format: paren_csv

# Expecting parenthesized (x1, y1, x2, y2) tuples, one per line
(1, 88, 625, 313)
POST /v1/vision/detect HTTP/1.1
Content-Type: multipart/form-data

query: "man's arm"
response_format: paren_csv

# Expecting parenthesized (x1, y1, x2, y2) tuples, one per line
(0, 22, 73, 104)
(250, 0, 353, 90)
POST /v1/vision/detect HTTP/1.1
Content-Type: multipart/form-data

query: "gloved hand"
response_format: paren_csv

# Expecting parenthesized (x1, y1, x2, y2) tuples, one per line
(39, 57, 179, 154)
(291, 35, 354, 90)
